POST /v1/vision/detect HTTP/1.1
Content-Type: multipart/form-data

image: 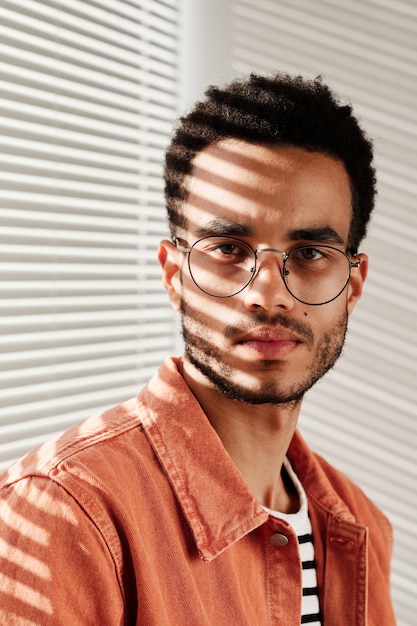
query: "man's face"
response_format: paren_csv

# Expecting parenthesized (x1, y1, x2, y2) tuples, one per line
(161, 141, 367, 406)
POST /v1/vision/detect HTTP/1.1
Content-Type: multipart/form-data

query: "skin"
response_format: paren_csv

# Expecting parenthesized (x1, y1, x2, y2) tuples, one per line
(158, 141, 368, 513)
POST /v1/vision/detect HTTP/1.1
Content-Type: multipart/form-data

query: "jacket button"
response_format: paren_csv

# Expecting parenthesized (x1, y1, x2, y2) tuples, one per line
(270, 533, 289, 546)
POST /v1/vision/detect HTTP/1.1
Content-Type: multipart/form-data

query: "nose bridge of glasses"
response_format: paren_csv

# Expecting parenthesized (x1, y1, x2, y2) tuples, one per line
(254, 247, 287, 268)
(251, 248, 289, 286)
(246, 247, 294, 307)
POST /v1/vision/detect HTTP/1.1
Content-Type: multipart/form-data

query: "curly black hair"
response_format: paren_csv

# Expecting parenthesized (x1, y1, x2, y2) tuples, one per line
(164, 73, 376, 253)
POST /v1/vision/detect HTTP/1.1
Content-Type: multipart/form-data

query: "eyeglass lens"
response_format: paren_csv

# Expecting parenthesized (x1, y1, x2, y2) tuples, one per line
(187, 237, 352, 305)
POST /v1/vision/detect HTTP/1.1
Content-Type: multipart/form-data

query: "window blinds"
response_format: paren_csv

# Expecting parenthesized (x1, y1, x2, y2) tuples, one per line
(230, 2, 417, 624)
(0, 0, 180, 470)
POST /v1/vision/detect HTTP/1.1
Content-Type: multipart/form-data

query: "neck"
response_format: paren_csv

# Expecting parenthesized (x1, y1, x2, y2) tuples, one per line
(180, 358, 301, 513)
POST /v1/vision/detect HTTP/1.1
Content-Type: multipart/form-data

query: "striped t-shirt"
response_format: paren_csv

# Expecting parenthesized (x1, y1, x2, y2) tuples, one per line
(262, 458, 322, 625)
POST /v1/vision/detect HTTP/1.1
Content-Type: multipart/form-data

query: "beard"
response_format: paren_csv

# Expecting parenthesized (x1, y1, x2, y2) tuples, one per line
(180, 297, 348, 406)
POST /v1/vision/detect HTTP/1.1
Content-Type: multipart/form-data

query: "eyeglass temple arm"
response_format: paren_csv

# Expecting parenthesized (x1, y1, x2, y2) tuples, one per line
(172, 236, 191, 253)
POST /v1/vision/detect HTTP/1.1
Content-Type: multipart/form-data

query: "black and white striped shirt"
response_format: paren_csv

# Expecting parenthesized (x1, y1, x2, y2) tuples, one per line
(263, 458, 322, 626)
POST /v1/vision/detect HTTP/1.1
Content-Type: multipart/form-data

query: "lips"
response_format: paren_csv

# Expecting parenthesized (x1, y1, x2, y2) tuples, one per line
(237, 327, 301, 343)
(235, 327, 302, 358)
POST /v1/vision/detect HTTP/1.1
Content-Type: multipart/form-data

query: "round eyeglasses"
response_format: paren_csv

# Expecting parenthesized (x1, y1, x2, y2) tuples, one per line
(174, 236, 361, 306)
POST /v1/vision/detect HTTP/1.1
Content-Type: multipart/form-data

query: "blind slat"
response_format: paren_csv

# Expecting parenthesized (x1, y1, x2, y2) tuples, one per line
(0, 0, 180, 473)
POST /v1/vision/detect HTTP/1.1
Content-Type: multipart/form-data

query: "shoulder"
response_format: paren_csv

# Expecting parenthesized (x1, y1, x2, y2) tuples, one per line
(0, 393, 161, 559)
(0, 396, 143, 488)
(289, 430, 392, 541)
(315, 451, 391, 535)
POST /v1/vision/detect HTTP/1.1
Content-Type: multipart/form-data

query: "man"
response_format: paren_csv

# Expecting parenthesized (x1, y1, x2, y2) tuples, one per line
(0, 73, 395, 624)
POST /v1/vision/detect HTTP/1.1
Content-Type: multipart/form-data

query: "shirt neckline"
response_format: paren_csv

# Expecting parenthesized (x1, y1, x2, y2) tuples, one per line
(261, 457, 309, 535)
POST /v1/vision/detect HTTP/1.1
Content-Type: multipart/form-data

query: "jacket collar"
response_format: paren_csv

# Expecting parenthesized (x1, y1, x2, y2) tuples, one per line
(287, 432, 357, 524)
(138, 357, 357, 561)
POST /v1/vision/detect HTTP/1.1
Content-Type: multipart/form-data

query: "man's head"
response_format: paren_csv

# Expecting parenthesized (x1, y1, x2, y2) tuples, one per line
(164, 72, 376, 254)
(159, 73, 371, 407)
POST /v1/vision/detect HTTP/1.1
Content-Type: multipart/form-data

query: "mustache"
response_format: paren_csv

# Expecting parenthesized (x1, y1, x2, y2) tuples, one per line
(181, 298, 314, 347)
(224, 310, 314, 346)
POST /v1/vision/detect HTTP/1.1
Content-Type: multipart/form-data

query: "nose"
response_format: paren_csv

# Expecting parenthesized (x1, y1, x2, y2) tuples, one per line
(243, 250, 295, 311)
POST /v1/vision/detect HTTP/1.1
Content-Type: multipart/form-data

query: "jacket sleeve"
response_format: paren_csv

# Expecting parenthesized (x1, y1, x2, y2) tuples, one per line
(0, 474, 126, 626)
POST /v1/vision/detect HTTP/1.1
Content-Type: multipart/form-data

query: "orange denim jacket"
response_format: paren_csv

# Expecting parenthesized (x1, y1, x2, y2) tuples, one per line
(0, 357, 395, 625)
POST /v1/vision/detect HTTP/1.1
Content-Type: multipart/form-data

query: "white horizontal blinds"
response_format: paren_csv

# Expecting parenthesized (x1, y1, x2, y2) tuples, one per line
(231, 2, 417, 624)
(0, 0, 180, 470)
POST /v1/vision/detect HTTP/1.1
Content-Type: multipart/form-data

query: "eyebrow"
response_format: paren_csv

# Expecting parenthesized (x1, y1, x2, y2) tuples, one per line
(194, 219, 253, 238)
(288, 226, 345, 245)
(194, 220, 345, 245)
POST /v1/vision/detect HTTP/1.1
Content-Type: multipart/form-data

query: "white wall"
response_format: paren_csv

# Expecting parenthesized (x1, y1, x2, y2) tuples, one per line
(180, 0, 235, 108)
(179, 2, 417, 624)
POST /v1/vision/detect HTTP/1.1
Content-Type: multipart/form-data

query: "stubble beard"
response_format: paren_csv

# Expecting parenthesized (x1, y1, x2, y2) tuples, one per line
(180, 297, 348, 406)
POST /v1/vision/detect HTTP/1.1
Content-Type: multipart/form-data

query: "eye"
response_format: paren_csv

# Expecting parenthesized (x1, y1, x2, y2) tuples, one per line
(296, 247, 325, 261)
(202, 238, 252, 263)
(216, 243, 241, 255)
(288, 246, 333, 270)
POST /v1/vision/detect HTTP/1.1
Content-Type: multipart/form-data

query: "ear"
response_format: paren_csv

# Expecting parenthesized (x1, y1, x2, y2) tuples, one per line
(158, 239, 182, 311)
(347, 253, 368, 315)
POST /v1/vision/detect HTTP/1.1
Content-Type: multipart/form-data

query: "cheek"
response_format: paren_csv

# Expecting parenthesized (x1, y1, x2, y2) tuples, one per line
(302, 299, 348, 334)
(181, 286, 234, 340)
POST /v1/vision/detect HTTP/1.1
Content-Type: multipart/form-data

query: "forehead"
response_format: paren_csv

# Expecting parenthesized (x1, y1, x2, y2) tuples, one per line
(184, 140, 352, 241)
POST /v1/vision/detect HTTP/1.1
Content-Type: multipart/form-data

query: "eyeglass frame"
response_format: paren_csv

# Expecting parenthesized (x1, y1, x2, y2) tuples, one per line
(173, 235, 361, 306)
